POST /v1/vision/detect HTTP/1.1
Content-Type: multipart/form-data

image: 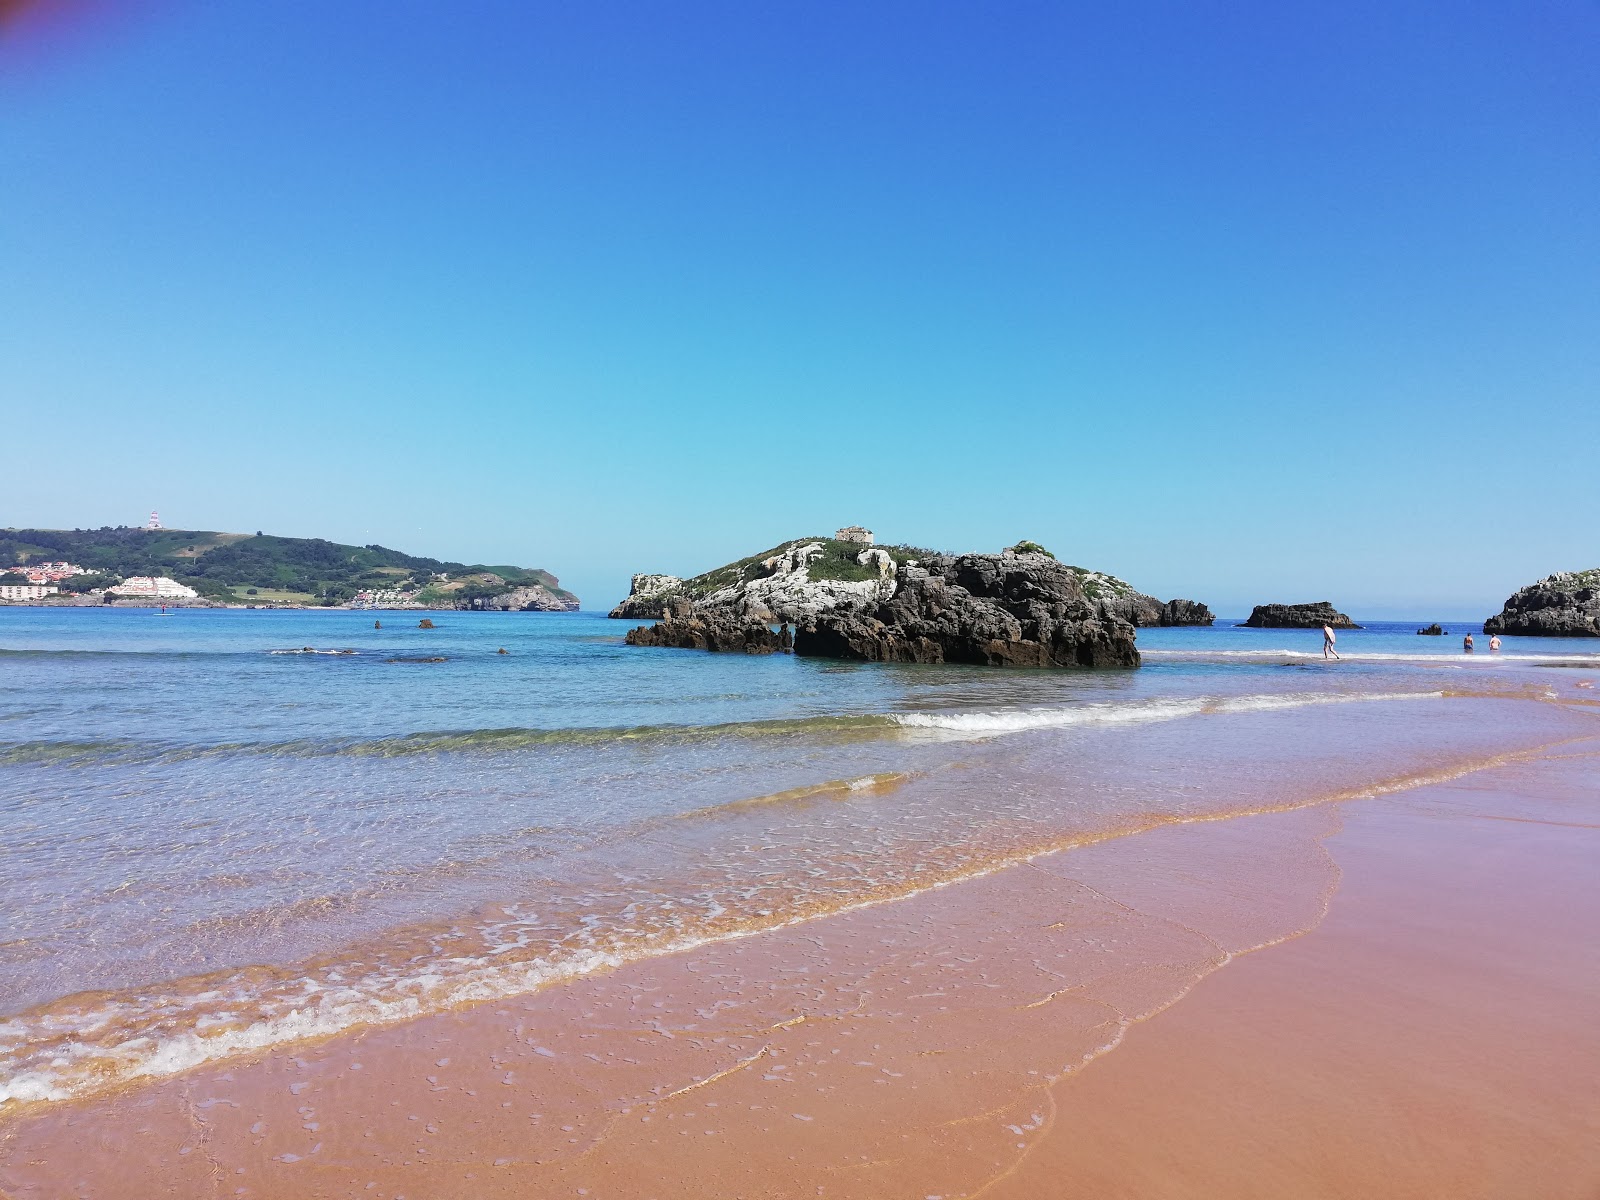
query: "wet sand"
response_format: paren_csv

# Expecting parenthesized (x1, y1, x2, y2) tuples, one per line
(984, 742, 1600, 1200)
(2, 736, 1596, 1198)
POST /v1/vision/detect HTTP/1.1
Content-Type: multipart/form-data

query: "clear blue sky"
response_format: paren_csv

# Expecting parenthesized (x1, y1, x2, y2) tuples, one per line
(4, 2, 1596, 617)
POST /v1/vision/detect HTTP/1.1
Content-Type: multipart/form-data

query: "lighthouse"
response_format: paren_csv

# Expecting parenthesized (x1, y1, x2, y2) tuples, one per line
(147, 510, 162, 531)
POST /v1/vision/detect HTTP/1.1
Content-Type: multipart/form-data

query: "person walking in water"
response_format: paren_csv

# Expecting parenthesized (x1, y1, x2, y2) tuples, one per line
(1463, 632, 1475, 654)
(1322, 623, 1340, 660)
(1490, 634, 1502, 652)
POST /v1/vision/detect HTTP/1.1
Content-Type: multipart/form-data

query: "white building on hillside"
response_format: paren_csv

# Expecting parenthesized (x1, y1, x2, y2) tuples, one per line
(109, 577, 200, 599)
(0, 584, 59, 602)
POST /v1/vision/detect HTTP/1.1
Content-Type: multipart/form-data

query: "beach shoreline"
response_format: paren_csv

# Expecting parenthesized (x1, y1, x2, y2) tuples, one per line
(3, 726, 1594, 1199)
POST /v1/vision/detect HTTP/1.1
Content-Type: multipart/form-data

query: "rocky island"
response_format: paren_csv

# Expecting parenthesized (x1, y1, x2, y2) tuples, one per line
(1483, 570, 1600, 637)
(1239, 602, 1361, 629)
(619, 530, 1214, 668)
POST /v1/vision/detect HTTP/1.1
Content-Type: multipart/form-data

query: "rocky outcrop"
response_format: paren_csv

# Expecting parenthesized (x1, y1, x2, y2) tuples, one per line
(609, 574, 683, 620)
(612, 542, 903, 626)
(624, 598, 789, 654)
(1112, 596, 1215, 626)
(793, 552, 1139, 668)
(1417, 624, 1444, 636)
(618, 539, 1212, 668)
(1158, 598, 1214, 626)
(461, 584, 580, 612)
(1238, 603, 1360, 629)
(702, 542, 899, 624)
(1483, 571, 1600, 637)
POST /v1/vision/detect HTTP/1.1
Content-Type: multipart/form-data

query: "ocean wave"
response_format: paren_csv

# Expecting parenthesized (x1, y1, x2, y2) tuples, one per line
(0, 691, 1455, 767)
(0, 733, 1565, 1111)
(0, 714, 903, 768)
(889, 690, 1443, 735)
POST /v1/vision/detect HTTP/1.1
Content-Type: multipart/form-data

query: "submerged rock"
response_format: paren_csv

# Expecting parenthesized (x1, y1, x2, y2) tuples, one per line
(1238, 603, 1360, 630)
(1483, 570, 1600, 637)
(794, 552, 1139, 669)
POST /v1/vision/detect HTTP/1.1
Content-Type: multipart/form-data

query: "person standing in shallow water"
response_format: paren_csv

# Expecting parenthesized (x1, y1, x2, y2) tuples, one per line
(1490, 634, 1502, 652)
(1322, 623, 1340, 660)
(1463, 633, 1475, 654)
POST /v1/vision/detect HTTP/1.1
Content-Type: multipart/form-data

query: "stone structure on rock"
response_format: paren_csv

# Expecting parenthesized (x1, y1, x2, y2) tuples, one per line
(1483, 570, 1600, 637)
(608, 574, 684, 620)
(835, 526, 874, 545)
(1238, 602, 1360, 629)
(794, 551, 1139, 668)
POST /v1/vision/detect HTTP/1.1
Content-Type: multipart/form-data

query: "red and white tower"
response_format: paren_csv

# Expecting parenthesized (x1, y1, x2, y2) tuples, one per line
(147, 510, 162, 530)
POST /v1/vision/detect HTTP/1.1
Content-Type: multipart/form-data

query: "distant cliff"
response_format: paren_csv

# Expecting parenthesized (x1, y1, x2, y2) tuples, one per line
(0, 526, 578, 609)
(1483, 571, 1600, 637)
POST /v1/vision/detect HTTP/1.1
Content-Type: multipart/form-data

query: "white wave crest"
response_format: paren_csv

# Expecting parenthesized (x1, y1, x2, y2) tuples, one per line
(891, 690, 1443, 737)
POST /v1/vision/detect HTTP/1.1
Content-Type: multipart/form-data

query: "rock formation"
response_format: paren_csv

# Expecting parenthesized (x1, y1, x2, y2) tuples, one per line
(617, 537, 1223, 668)
(462, 583, 580, 612)
(1106, 595, 1216, 627)
(793, 551, 1139, 668)
(1483, 570, 1600, 637)
(1238, 603, 1360, 629)
(1158, 598, 1214, 626)
(615, 538, 1212, 633)
(612, 540, 905, 626)
(1417, 623, 1444, 636)
(609, 574, 684, 620)
(624, 598, 787, 654)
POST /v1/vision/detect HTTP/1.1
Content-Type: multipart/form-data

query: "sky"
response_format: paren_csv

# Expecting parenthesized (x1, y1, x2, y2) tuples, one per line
(3, 2, 1596, 618)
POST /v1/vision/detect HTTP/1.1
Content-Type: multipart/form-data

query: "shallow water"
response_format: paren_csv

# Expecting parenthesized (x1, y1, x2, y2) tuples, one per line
(1, 607, 1596, 1108)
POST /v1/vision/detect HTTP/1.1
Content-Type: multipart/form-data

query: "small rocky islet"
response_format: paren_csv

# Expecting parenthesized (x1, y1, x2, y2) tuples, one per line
(1237, 602, 1361, 630)
(1483, 570, 1600, 637)
(615, 531, 1214, 669)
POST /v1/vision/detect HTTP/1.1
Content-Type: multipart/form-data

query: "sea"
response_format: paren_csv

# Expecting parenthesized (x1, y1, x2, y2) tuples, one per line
(2, 607, 1597, 1110)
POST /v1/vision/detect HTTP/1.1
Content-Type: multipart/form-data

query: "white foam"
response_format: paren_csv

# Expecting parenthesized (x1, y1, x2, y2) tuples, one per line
(1141, 648, 1600, 665)
(891, 690, 1441, 737)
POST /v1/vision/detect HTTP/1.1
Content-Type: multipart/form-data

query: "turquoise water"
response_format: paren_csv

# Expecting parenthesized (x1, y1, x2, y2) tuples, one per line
(2, 607, 1596, 1106)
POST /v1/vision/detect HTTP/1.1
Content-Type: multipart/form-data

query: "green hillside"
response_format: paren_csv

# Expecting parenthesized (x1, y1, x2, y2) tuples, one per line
(0, 527, 576, 606)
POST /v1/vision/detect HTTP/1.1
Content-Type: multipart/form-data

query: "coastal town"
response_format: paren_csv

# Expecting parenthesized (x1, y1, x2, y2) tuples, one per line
(0, 519, 581, 611)
(0, 563, 204, 604)
(0, 564, 558, 611)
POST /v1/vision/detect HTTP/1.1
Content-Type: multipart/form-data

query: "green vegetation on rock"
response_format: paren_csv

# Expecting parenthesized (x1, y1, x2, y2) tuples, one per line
(675, 538, 936, 598)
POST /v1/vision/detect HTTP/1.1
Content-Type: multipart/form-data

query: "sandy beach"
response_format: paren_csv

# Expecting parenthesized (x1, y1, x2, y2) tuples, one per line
(4, 722, 1594, 1198)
